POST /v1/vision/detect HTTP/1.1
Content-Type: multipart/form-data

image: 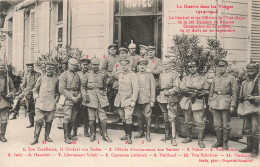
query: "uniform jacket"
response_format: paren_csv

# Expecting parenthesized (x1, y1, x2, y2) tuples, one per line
(0, 75, 15, 109)
(59, 70, 81, 106)
(129, 54, 141, 71)
(180, 73, 209, 111)
(81, 70, 109, 108)
(209, 73, 238, 110)
(78, 71, 88, 106)
(114, 71, 139, 107)
(157, 71, 179, 104)
(136, 72, 156, 104)
(33, 75, 59, 111)
(237, 78, 260, 115)
(21, 71, 41, 97)
(100, 55, 120, 73)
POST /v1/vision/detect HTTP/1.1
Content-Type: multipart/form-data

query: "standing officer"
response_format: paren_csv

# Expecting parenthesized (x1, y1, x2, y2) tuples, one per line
(21, 63, 41, 128)
(114, 59, 139, 144)
(100, 44, 121, 123)
(0, 61, 15, 142)
(73, 56, 91, 137)
(81, 58, 112, 143)
(31, 62, 59, 145)
(128, 40, 141, 72)
(238, 63, 259, 157)
(135, 58, 156, 142)
(180, 61, 210, 148)
(157, 60, 179, 146)
(139, 45, 148, 58)
(209, 59, 238, 150)
(59, 58, 81, 144)
(146, 46, 163, 129)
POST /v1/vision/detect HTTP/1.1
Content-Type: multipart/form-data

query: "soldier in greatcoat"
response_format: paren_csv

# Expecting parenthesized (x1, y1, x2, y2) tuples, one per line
(134, 58, 156, 142)
(209, 60, 238, 150)
(238, 63, 259, 157)
(180, 61, 210, 148)
(157, 60, 179, 146)
(31, 62, 59, 145)
(81, 58, 112, 143)
(59, 58, 81, 144)
(0, 62, 15, 142)
(128, 41, 141, 72)
(114, 59, 139, 144)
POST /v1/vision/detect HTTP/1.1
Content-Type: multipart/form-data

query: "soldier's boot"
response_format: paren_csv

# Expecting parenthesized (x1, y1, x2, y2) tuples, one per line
(239, 136, 253, 153)
(84, 118, 90, 137)
(146, 120, 151, 142)
(223, 128, 230, 150)
(251, 137, 259, 157)
(0, 123, 8, 142)
(161, 121, 171, 141)
(198, 129, 205, 148)
(90, 120, 96, 142)
(68, 123, 78, 140)
(10, 112, 18, 120)
(63, 123, 72, 144)
(120, 122, 127, 140)
(31, 122, 42, 145)
(101, 121, 113, 143)
(72, 128, 77, 137)
(134, 119, 145, 139)
(44, 122, 53, 142)
(212, 130, 223, 148)
(155, 116, 160, 130)
(98, 118, 103, 136)
(126, 124, 132, 144)
(182, 126, 192, 144)
(26, 115, 34, 128)
(171, 122, 177, 146)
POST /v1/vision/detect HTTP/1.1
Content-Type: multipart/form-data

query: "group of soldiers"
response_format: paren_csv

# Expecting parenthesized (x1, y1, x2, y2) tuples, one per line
(0, 41, 259, 157)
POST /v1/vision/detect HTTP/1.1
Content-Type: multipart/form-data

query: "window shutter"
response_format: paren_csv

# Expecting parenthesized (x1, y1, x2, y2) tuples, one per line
(29, 10, 36, 63)
(249, 0, 260, 62)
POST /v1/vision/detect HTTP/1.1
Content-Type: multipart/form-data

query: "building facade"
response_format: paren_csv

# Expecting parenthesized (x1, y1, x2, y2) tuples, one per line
(0, 0, 259, 72)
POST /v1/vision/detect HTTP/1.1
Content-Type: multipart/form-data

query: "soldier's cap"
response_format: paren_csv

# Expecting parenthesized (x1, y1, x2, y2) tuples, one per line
(128, 40, 136, 49)
(80, 56, 91, 64)
(119, 59, 130, 65)
(26, 63, 34, 66)
(118, 47, 128, 53)
(68, 58, 78, 65)
(108, 44, 117, 50)
(45, 62, 56, 68)
(91, 57, 100, 65)
(187, 61, 198, 67)
(147, 46, 156, 51)
(246, 63, 259, 70)
(137, 58, 148, 65)
(139, 45, 148, 50)
(216, 59, 228, 66)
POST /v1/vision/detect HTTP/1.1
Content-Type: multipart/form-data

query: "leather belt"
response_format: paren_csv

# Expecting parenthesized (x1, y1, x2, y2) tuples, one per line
(214, 90, 230, 95)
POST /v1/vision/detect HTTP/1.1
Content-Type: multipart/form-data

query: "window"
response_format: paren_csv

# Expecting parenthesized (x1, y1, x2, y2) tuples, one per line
(57, 27, 63, 48)
(58, 1, 63, 22)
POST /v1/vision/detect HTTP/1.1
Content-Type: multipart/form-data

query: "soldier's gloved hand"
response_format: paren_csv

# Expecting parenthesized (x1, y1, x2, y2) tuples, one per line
(57, 104, 63, 111)
(230, 106, 235, 113)
(150, 102, 154, 107)
(130, 101, 136, 107)
(164, 91, 170, 96)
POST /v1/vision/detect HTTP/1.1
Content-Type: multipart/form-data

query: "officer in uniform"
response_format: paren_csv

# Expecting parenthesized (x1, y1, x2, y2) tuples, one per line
(100, 44, 121, 123)
(146, 46, 163, 129)
(135, 58, 156, 142)
(114, 59, 139, 144)
(128, 41, 141, 72)
(31, 62, 59, 145)
(237, 63, 259, 157)
(81, 57, 112, 143)
(139, 45, 148, 58)
(157, 60, 179, 146)
(209, 59, 238, 150)
(180, 61, 210, 148)
(21, 63, 41, 128)
(0, 62, 15, 142)
(59, 58, 81, 144)
(73, 56, 91, 137)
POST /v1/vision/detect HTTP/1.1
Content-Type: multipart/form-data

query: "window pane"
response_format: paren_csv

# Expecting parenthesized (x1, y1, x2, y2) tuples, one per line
(58, 27, 63, 44)
(158, 0, 162, 12)
(58, 2, 63, 22)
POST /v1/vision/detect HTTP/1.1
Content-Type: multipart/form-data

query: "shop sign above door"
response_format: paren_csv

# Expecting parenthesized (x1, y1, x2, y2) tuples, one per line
(123, 0, 154, 14)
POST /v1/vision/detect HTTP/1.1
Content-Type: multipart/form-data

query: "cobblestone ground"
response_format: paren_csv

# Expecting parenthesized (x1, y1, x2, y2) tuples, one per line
(0, 109, 259, 167)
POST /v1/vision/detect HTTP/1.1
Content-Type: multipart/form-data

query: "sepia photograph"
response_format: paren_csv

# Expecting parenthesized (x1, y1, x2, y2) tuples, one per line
(0, 0, 259, 166)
